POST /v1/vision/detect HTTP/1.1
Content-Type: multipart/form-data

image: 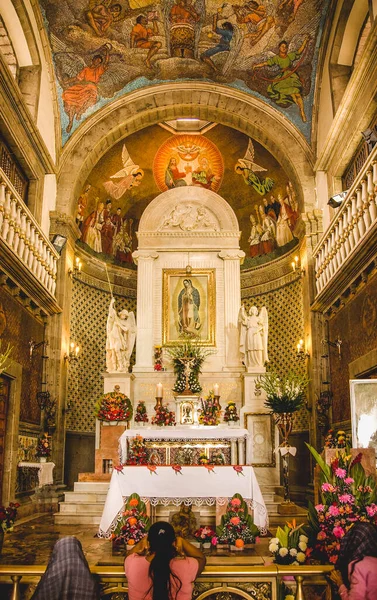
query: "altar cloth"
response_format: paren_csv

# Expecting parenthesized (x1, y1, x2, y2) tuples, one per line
(18, 461, 55, 487)
(119, 426, 249, 463)
(98, 465, 268, 537)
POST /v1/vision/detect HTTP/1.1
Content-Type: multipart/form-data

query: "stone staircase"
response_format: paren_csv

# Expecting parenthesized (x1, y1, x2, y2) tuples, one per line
(54, 482, 307, 528)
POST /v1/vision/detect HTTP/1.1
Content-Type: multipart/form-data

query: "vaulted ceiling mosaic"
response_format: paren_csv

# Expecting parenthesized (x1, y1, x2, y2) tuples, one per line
(39, 0, 329, 143)
(76, 123, 300, 269)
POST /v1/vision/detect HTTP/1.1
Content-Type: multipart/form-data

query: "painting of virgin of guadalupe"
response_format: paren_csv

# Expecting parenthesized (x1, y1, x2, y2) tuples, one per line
(162, 269, 215, 346)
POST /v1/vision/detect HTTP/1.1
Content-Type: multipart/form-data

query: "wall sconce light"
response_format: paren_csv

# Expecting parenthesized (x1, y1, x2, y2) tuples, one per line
(64, 342, 80, 363)
(291, 255, 305, 277)
(29, 339, 48, 360)
(68, 257, 83, 279)
(296, 339, 310, 361)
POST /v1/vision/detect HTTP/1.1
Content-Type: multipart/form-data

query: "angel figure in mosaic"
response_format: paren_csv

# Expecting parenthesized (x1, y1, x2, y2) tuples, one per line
(235, 138, 274, 195)
(104, 144, 144, 200)
(106, 297, 136, 372)
(238, 305, 269, 370)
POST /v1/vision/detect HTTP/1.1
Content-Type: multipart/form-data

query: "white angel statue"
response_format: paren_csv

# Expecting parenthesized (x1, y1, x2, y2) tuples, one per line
(103, 144, 144, 200)
(106, 297, 136, 372)
(238, 305, 269, 370)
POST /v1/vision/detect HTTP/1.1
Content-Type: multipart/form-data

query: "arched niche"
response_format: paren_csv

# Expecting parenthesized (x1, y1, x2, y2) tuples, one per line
(137, 186, 240, 251)
(56, 83, 315, 218)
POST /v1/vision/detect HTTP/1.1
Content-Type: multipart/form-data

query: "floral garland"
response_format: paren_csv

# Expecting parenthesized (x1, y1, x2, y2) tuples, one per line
(223, 401, 239, 423)
(94, 390, 133, 422)
(306, 443, 377, 563)
(112, 493, 150, 545)
(152, 404, 176, 426)
(134, 401, 148, 423)
(198, 390, 221, 426)
(216, 493, 260, 547)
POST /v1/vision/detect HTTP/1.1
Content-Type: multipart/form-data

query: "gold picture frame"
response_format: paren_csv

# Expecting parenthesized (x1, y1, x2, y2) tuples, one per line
(162, 269, 216, 346)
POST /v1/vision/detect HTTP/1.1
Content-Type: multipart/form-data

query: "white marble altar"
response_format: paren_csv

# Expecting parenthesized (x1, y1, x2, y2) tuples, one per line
(98, 465, 268, 537)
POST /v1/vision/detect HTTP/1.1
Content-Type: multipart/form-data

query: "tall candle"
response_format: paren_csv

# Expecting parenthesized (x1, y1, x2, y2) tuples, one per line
(214, 383, 219, 396)
(156, 382, 163, 398)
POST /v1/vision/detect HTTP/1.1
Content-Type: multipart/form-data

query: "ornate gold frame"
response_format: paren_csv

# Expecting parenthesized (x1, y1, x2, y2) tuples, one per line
(162, 268, 216, 346)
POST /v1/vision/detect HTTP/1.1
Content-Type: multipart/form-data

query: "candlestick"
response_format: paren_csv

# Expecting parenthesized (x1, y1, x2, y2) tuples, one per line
(154, 397, 163, 411)
(213, 383, 219, 396)
(156, 382, 163, 398)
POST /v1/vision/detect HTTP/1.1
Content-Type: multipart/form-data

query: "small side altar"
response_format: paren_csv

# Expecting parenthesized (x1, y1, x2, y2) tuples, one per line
(119, 426, 249, 465)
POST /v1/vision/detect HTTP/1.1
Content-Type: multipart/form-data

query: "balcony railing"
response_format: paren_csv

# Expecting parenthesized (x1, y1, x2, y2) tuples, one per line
(0, 563, 334, 600)
(0, 169, 58, 298)
(313, 144, 377, 297)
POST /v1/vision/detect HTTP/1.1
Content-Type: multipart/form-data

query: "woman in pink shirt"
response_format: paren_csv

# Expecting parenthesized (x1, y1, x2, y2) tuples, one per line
(330, 521, 377, 600)
(124, 521, 206, 600)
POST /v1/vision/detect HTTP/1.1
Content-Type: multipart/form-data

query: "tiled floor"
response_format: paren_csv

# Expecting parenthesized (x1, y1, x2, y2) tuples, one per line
(0, 514, 273, 566)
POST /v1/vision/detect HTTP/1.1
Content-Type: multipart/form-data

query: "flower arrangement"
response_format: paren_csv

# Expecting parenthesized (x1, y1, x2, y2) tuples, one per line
(151, 403, 176, 426)
(166, 336, 213, 394)
(126, 436, 148, 465)
(154, 346, 163, 371)
(223, 401, 239, 423)
(323, 429, 350, 449)
(198, 453, 210, 465)
(94, 388, 133, 422)
(268, 520, 308, 565)
(198, 390, 221, 426)
(216, 493, 260, 547)
(257, 371, 310, 414)
(134, 401, 148, 423)
(306, 443, 377, 563)
(0, 502, 20, 532)
(36, 433, 51, 458)
(112, 493, 150, 546)
(211, 450, 226, 465)
(194, 526, 217, 544)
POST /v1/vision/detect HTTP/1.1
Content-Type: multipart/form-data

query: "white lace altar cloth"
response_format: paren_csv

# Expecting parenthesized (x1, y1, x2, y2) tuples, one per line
(18, 462, 55, 487)
(119, 426, 249, 463)
(98, 465, 268, 538)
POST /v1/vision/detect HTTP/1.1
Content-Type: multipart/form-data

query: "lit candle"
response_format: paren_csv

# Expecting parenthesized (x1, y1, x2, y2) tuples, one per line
(75, 345, 80, 356)
(214, 383, 219, 396)
(156, 382, 163, 398)
(291, 261, 296, 271)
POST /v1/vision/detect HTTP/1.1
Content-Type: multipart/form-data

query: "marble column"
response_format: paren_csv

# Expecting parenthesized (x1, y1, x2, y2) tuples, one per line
(238, 438, 245, 465)
(230, 440, 238, 465)
(132, 251, 158, 371)
(218, 250, 245, 370)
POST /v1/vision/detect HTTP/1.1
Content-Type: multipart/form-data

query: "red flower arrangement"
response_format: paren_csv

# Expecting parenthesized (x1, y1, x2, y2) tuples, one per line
(194, 526, 217, 544)
(94, 389, 133, 422)
(223, 401, 239, 423)
(134, 401, 148, 423)
(216, 494, 260, 546)
(126, 436, 148, 465)
(198, 391, 221, 426)
(151, 404, 176, 427)
(36, 434, 51, 458)
(154, 346, 163, 371)
(0, 502, 20, 532)
(112, 493, 150, 545)
(306, 444, 377, 563)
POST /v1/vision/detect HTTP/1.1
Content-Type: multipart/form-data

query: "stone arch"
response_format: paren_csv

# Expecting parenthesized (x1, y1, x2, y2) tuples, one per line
(329, 0, 369, 114)
(57, 83, 315, 218)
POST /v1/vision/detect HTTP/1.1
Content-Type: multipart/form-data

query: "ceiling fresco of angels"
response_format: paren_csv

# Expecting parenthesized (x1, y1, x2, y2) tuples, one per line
(75, 123, 300, 269)
(39, 0, 329, 143)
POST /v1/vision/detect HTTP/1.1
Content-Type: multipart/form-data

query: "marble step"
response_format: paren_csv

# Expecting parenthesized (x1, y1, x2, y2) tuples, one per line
(59, 502, 104, 514)
(64, 491, 109, 502)
(54, 513, 102, 525)
(73, 481, 110, 492)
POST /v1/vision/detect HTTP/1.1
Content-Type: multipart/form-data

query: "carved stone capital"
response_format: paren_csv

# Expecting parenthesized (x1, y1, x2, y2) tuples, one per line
(132, 250, 159, 264)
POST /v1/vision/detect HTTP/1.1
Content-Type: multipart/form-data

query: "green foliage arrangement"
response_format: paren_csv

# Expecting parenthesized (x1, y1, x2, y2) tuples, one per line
(257, 371, 309, 414)
(112, 493, 150, 545)
(166, 336, 213, 394)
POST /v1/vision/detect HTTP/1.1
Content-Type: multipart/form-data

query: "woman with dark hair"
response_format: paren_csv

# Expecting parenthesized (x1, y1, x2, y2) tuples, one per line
(124, 521, 206, 600)
(329, 521, 377, 599)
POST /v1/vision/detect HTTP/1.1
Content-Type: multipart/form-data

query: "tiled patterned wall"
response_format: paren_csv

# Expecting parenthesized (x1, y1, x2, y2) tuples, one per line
(242, 276, 308, 431)
(67, 279, 136, 433)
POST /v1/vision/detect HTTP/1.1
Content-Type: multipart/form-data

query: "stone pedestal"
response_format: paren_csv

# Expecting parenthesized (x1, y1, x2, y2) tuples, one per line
(174, 395, 201, 425)
(95, 422, 128, 475)
(103, 372, 132, 396)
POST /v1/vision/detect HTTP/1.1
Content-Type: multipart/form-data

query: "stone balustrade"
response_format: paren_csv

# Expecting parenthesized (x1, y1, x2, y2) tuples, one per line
(0, 169, 58, 297)
(313, 145, 377, 296)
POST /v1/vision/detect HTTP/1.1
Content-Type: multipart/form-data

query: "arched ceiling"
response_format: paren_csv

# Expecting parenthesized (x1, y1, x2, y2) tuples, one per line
(38, 0, 330, 144)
